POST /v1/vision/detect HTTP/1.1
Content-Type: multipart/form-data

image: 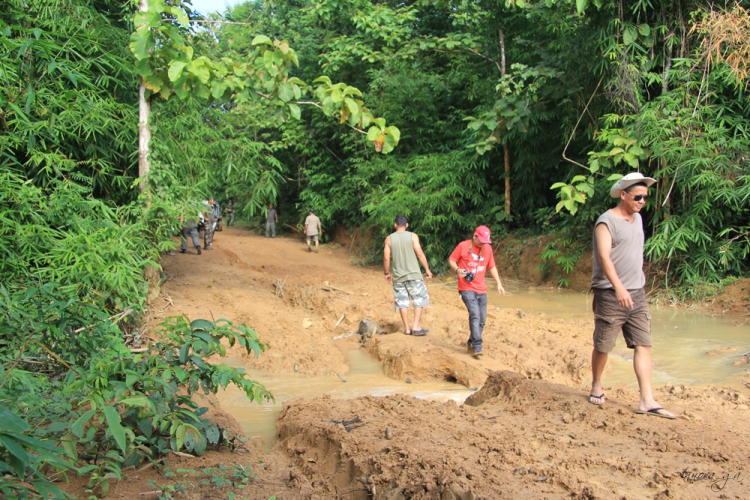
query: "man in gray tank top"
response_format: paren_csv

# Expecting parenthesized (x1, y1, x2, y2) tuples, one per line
(383, 215, 433, 336)
(589, 173, 675, 419)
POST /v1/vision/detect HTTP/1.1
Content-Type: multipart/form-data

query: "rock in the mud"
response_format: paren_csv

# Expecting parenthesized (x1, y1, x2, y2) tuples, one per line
(358, 318, 386, 338)
(294, 363, 299, 372)
(385, 427, 393, 440)
(406, 377, 412, 384)
(517, 309, 526, 318)
(302, 318, 312, 329)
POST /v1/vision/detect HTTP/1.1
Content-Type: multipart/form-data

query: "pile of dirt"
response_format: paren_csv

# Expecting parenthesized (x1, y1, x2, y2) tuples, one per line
(276, 371, 750, 499)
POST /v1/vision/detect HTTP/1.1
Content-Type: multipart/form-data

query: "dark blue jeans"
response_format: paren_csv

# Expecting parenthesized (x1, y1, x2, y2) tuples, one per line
(459, 291, 487, 353)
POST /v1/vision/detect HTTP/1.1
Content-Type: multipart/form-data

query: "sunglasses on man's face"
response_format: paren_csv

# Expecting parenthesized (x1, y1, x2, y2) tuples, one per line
(626, 193, 649, 202)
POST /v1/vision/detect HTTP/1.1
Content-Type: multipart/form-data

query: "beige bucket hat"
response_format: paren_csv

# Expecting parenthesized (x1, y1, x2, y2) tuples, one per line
(610, 172, 657, 198)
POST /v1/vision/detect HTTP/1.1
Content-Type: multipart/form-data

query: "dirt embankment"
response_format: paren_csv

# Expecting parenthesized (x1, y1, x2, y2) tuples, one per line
(66, 227, 749, 499)
(492, 234, 593, 292)
(700, 278, 750, 317)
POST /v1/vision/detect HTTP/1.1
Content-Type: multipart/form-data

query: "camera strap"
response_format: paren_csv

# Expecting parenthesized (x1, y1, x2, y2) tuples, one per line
(468, 243, 482, 261)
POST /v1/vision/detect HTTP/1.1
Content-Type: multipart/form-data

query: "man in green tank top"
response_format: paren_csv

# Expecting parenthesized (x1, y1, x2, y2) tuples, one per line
(383, 215, 433, 335)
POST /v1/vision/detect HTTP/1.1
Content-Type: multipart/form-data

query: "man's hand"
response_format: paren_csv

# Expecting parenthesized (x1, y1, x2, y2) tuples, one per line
(497, 282, 506, 295)
(425, 270, 433, 280)
(616, 287, 634, 309)
(456, 268, 468, 278)
(384, 273, 391, 284)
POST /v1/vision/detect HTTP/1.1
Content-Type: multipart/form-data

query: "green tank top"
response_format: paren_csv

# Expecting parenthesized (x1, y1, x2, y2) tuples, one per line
(390, 231, 423, 284)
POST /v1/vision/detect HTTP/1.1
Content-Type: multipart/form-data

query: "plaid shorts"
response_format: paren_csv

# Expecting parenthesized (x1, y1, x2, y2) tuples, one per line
(393, 279, 430, 309)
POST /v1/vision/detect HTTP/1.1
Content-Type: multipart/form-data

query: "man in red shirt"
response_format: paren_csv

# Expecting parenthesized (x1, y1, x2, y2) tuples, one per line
(448, 226, 506, 359)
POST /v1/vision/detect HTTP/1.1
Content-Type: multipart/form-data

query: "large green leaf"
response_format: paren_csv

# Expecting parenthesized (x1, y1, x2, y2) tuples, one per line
(129, 29, 153, 61)
(344, 98, 359, 115)
(288, 103, 301, 120)
(71, 409, 96, 439)
(190, 319, 213, 331)
(103, 406, 127, 454)
(252, 35, 273, 46)
(367, 126, 381, 141)
(168, 61, 188, 82)
(623, 26, 638, 45)
(278, 83, 294, 102)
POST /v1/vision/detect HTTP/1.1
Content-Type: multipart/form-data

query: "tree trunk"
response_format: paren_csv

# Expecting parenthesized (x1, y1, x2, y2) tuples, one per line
(138, 0, 151, 193)
(500, 28, 510, 217)
(662, 45, 672, 95)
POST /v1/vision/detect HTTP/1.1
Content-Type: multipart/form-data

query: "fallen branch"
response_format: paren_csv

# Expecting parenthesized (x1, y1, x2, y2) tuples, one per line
(322, 285, 353, 294)
(170, 451, 195, 458)
(332, 332, 356, 340)
(74, 308, 134, 334)
(334, 371, 347, 383)
(275, 275, 288, 298)
(334, 313, 346, 327)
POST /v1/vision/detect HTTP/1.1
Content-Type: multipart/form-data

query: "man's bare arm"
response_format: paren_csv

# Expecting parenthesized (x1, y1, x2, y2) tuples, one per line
(383, 236, 392, 283)
(595, 223, 633, 309)
(488, 266, 505, 295)
(411, 234, 432, 279)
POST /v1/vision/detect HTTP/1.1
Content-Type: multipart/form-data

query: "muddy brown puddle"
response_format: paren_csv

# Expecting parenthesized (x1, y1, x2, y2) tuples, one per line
(218, 349, 475, 452)
(487, 284, 749, 387)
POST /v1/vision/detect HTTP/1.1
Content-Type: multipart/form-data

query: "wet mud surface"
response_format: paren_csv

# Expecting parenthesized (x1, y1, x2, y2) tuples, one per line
(67, 228, 750, 499)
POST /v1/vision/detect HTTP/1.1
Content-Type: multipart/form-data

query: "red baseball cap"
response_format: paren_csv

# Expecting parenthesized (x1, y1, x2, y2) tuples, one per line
(474, 225, 492, 244)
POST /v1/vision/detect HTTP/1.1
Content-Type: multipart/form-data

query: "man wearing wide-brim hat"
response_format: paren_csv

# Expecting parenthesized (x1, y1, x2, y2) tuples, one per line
(589, 173, 676, 419)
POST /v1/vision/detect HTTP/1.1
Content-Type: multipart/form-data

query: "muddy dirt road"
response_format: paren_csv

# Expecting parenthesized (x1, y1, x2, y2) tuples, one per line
(94, 228, 750, 499)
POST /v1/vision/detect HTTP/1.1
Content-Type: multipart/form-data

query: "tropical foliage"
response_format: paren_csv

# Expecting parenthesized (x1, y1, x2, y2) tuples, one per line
(1, 0, 750, 495)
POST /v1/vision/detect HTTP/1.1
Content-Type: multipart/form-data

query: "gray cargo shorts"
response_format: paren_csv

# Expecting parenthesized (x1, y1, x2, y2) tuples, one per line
(393, 279, 430, 309)
(592, 287, 651, 352)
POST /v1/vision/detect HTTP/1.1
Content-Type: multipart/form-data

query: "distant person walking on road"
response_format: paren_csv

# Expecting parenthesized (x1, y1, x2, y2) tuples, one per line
(589, 173, 675, 418)
(179, 213, 202, 255)
(383, 215, 433, 336)
(203, 197, 220, 250)
(225, 201, 235, 227)
(449, 226, 505, 359)
(266, 204, 278, 238)
(304, 209, 321, 253)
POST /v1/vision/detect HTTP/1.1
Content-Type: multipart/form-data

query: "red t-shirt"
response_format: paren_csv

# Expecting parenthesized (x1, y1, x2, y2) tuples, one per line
(449, 240, 496, 293)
